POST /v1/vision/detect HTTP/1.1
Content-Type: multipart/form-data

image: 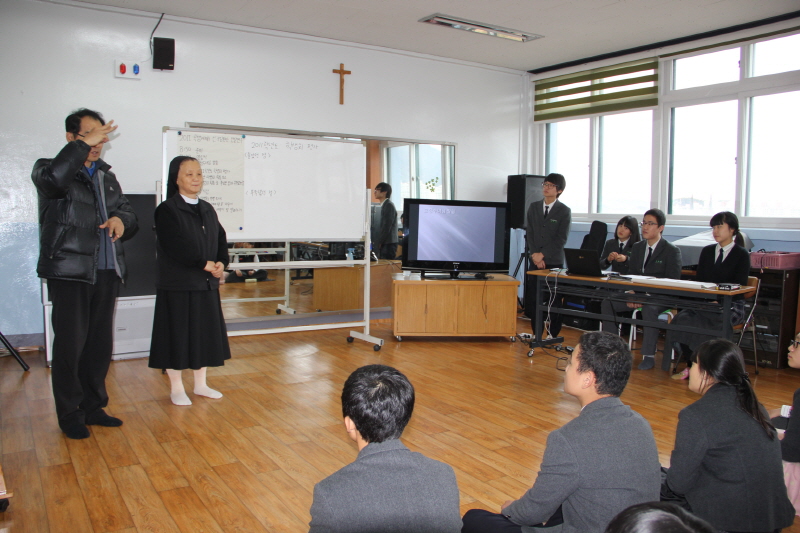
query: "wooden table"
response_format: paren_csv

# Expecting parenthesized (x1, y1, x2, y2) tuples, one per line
(312, 260, 399, 311)
(527, 269, 756, 355)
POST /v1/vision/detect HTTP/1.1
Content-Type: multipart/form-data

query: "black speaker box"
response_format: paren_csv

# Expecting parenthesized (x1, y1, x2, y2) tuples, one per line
(561, 296, 601, 331)
(117, 194, 157, 297)
(153, 37, 175, 70)
(507, 174, 545, 229)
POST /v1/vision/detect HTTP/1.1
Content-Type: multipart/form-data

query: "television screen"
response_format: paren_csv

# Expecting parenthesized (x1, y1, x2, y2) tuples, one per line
(402, 199, 510, 277)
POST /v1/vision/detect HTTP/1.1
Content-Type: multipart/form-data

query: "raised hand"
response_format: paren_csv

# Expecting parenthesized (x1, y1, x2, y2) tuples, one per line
(81, 120, 118, 147)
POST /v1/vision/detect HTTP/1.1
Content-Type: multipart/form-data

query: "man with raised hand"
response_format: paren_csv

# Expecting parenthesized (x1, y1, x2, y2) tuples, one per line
(32, 108, 137, 439)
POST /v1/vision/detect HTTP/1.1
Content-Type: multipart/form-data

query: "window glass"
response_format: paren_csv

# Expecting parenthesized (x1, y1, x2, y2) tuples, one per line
(747, 90, 800, 217)
(752, 33, 800, 77)
(597, 110, 652, 214)
(546, 119, 590, 212)
(417, 144, 444, 200)
(386, 144, 411, 209)
(385, 143, 453, 209)
(670, 100, 738, 216)
(673, 48, 740, 90)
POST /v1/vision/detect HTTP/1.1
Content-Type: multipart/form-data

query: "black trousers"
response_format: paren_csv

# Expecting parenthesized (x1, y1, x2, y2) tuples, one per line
(379, 243, 398, 260)
(462, 507, 564, 532)
(525, 263, 564, 338)
(48, 270, 119, 429)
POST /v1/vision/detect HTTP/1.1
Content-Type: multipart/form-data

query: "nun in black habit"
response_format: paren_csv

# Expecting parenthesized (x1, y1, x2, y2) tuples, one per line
(148, 155, 231, 405)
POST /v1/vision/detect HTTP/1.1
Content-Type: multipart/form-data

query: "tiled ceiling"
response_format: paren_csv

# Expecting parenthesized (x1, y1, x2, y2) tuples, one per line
(74, 0, 800, 71)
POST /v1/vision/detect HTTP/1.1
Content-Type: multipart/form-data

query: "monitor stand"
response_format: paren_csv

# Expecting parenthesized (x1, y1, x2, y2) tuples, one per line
(421, 271, 489, 280)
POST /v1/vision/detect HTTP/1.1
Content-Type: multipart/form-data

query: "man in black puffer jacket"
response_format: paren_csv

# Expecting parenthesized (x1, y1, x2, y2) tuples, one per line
(31, 108, 138, 439)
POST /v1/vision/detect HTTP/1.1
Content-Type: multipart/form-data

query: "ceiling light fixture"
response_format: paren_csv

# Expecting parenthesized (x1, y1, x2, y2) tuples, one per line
(419, 13, 542, 43)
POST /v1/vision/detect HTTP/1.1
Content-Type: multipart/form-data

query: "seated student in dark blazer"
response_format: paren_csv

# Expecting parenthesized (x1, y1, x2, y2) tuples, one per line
(666, 211, 750, 379)
(526, 173, 571, 338)
(462, 332, 661, 533)
(308, 365, 461, 533)
(601, 209, 682, 371)
(600, 216, 640, 274)
(663, 339, 794, 532)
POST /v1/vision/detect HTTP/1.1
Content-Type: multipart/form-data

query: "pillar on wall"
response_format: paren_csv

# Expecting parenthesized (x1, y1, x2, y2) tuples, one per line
(366, 140, 382, 191)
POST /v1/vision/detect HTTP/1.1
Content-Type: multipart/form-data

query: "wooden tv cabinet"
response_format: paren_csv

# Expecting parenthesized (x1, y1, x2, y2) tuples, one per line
(392, 275, 519, 341)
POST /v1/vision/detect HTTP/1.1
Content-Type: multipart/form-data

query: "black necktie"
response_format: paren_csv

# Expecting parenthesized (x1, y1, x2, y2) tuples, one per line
(544, 205, 549, 218)
(619, 242, 625, 254)
(716, 248, 724, 266)
(644, 247, 653, 269)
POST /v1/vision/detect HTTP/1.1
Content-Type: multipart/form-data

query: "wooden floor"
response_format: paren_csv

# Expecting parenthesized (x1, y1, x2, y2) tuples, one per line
(3, 316, 800, 532)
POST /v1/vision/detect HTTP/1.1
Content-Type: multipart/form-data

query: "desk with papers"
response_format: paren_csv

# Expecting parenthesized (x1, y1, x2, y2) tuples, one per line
(527, 269, 756, 351)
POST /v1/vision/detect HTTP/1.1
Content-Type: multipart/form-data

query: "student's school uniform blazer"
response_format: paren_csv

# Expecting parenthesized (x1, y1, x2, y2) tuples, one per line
(599, 238, 636, 274)
(665, 383, 795, 532)
(627, 238, 682, 279)
(308, 439, 462, 533)
(503, 396, 661, 533)
(525, 199, 571, 268)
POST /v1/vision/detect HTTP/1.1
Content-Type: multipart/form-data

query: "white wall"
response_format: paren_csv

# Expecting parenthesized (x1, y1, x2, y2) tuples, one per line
(0, 0, 527, 337)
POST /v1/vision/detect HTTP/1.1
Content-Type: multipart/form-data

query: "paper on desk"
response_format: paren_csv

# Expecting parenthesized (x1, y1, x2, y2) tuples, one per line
(617, 275, 717, 290)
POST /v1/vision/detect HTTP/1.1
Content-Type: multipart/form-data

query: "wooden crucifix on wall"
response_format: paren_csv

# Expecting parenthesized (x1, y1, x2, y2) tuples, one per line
(332, 63, 351, 105)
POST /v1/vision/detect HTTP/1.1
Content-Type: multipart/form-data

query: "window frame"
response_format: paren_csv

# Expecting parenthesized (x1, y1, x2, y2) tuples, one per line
(383, 141, 456, 203)
(533, 30, 800, 229)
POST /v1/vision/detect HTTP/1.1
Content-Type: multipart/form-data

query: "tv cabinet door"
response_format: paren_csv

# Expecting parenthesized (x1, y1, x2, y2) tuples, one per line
(393, 284, 428, 334)
(425, 285, 458, 334)
(457, 284, 517, 335)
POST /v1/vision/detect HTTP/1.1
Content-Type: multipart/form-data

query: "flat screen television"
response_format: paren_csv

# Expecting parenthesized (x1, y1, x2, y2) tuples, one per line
(401, 199, 510, 278)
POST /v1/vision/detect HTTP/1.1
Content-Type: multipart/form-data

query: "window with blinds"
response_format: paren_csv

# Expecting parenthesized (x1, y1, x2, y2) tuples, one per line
(534, 58, 658, 121)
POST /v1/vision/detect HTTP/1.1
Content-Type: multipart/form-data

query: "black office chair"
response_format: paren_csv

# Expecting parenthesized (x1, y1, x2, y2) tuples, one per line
(580, 220, 608, 255)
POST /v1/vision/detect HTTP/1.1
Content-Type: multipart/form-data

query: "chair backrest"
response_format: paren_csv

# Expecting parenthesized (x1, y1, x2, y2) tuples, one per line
(580, 220, 608, 255)
(741, 276, 760, 325)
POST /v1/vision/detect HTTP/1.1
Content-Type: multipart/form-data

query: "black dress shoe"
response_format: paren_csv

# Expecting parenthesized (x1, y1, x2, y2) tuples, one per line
(63, 423, 90, 440)
(85, 409, 123, 427)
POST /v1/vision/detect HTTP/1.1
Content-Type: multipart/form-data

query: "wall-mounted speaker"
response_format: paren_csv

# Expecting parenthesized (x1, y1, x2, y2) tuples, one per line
(507, 174, 545, 229)
(153, 37, 175, 70)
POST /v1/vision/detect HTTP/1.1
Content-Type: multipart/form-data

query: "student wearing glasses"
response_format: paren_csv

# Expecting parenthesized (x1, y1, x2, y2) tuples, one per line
(601, 209, 682, 370)
(600, 216, 640, 274)
(525, 173, 571, 338)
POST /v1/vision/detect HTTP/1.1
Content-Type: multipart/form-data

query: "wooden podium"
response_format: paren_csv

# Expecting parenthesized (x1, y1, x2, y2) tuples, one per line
(313, 260, 399, 311)
(392, 275, 519, 341)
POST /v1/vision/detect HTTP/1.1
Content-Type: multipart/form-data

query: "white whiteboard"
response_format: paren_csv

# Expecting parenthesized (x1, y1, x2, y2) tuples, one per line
(163, 128, 367, 241)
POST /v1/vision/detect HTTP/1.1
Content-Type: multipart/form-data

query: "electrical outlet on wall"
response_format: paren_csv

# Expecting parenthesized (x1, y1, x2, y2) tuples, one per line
(114, 60, 141, 79)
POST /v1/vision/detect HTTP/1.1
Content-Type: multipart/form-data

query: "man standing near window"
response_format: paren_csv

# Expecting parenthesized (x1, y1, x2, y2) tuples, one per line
(526, 173, 571, 338)
(371, 182, 398, 259)
(32, 109, 138, 439)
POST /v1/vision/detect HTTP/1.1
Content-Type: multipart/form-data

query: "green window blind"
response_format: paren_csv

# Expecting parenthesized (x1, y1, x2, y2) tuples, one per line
(534, 58, 658, 122)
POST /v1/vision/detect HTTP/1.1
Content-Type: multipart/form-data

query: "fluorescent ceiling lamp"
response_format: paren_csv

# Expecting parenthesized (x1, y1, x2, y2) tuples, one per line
(419, 13, 542, 43)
